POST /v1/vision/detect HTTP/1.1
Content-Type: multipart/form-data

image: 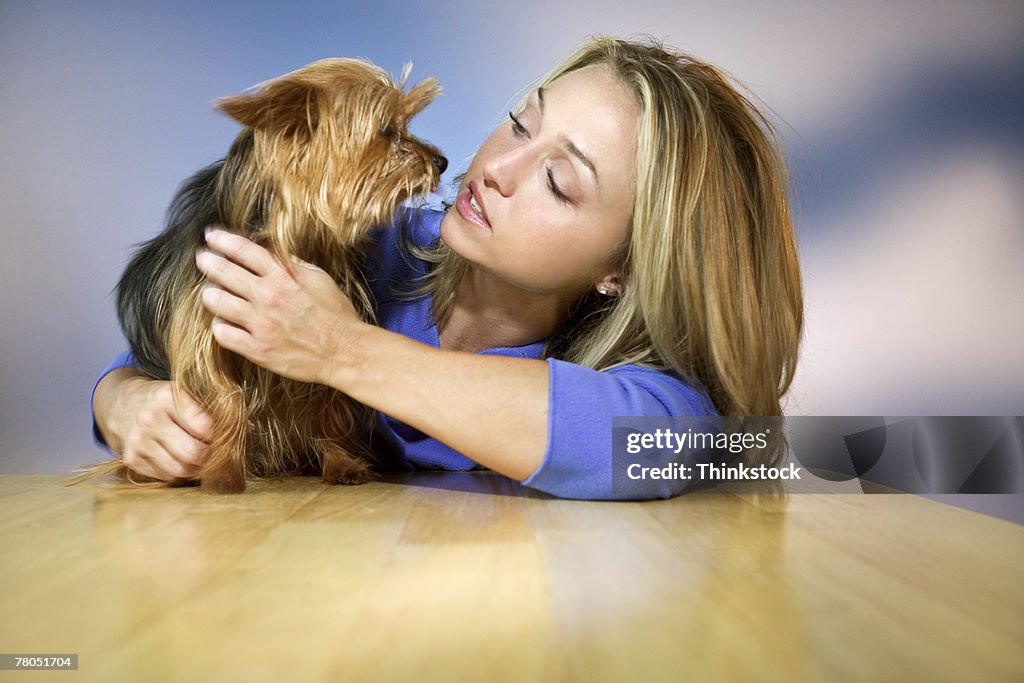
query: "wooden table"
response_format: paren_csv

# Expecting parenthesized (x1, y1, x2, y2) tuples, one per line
(0, 473, 1021, 682)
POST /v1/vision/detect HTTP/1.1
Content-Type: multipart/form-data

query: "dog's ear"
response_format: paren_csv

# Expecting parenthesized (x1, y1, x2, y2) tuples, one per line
(216, 78, 321, 137)
(401, 77, 442, 119)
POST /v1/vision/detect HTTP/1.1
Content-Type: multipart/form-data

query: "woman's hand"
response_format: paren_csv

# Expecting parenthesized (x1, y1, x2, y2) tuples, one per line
(196, 227, 363, 385)
(93, 368, 212, 482)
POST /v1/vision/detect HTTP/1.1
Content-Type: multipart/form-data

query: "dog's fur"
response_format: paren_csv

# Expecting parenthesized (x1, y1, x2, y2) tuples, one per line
(79, 58, 444, 493)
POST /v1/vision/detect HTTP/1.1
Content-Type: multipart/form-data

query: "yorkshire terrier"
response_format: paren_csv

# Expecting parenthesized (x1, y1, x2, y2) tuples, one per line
(80, 58, 445, 493)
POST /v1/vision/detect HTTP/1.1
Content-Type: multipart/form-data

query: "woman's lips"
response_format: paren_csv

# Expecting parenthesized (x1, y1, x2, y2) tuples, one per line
(455, 181, 491, 231)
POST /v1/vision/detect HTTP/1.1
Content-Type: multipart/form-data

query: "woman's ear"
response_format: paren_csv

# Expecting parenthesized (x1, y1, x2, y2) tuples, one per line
(594, 274, 623, 297)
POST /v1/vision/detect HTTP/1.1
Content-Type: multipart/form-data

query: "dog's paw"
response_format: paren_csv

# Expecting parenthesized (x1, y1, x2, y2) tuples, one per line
(321, 457, 372, 486)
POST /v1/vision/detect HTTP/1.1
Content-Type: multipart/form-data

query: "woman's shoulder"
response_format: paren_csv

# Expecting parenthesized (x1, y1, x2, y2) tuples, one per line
(383, 205, 444, 249)
(365, 206, 444, 299)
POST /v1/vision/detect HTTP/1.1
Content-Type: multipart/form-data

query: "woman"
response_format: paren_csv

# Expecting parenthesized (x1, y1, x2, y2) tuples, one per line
(92, 37, 803, 500)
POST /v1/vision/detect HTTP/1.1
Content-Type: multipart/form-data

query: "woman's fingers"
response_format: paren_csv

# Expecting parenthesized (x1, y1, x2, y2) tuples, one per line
(123, 429, 202, 481)
(155, 427, 206, 474)
(118, 380, 212, 482)
(203, 227, 278, 276)
(210, 316, 255, 357)
(136, 445, 197, 480)
(196, 249, 259, 298)
(170, 387, 214, 443)
(201, 284, 254, 330)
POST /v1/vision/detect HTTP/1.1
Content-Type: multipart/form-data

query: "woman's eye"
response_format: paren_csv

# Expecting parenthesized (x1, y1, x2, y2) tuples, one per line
(508, 110, 572, 205)
(508, 111, 527, 137)
(547, 169, 572, 205)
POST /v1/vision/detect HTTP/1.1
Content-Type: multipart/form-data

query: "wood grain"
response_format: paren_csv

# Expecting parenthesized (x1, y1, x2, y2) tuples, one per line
(0, 473, 1020, 682)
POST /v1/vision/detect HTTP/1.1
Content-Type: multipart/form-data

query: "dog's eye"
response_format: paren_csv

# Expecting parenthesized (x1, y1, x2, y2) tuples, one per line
(379, 123, 396, 138)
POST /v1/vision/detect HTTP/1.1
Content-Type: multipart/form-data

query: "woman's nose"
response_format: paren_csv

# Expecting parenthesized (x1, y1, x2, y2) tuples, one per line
(482, 143, 530, 197)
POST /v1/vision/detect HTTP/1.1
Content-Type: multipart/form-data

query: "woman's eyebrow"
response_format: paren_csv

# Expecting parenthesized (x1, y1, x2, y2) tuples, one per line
(537, 87, 600, 186)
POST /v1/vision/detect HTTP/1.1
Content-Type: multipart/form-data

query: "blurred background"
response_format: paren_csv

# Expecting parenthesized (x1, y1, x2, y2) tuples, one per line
(2, 2, 1022, 495)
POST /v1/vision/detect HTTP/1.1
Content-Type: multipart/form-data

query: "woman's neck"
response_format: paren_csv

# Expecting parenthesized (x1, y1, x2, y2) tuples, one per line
(438, 267, 578, 354)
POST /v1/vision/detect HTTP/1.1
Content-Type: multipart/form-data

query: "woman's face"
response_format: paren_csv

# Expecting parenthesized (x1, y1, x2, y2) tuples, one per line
(440, 64, 639, 298)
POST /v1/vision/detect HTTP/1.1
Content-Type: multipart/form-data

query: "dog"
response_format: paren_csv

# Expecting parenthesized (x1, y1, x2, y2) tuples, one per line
(79, 58, 445, 493)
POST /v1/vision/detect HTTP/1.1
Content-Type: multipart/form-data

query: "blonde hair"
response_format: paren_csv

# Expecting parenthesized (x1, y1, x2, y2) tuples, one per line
(417, 36, 802, 420)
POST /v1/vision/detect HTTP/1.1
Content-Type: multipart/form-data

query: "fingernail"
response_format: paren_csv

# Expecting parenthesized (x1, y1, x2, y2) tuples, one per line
(204, 226, 214, 241)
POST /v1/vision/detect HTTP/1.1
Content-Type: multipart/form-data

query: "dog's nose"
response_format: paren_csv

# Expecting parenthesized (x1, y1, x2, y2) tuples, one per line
(433, 155, 448, 174)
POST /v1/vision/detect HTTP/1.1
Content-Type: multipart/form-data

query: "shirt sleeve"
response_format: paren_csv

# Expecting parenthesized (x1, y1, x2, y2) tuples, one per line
(521, 359, 719, 501)
(90, 350, 135, 449)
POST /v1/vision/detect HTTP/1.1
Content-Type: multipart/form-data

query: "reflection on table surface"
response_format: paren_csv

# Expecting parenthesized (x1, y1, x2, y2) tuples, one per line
(0, 473, 1021, 682)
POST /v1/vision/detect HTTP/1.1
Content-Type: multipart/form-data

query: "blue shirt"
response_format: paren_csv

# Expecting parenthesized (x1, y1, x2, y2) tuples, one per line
(93, 208, 718, 500)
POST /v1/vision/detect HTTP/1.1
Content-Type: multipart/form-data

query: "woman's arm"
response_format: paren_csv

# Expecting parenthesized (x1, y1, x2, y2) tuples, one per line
(197, 228, 718, 497)
(334, 325, 549, 481)
(197, 229, 547, 481)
